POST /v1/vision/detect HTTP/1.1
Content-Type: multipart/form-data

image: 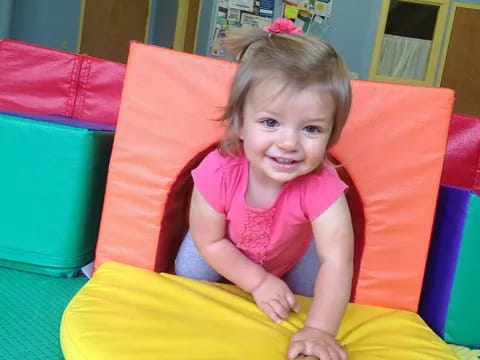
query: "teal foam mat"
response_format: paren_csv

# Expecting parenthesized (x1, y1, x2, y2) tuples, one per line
(0, 266, 88, 359)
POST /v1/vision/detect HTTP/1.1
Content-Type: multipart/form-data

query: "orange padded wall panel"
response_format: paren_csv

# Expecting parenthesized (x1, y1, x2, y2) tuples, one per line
(95, 42, 453, 312)
(95, 43, 235, 272)
(329, 81, 453, 311)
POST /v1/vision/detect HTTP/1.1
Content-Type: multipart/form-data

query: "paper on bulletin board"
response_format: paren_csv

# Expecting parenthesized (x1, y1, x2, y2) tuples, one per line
(211, 25, 227, 56)
(314, 0, 332, 17)
(282, 0, 333, 18)
(295, 10, 313, 32)
(228, 8, 241, 24)
(308, 15, 329, 37)
(241, 13, 272, 29)
(284, 4, 300, 19)
(259, 0, 275, 17)
(297, 0, 316, 12)
(229, 0, 255, 12)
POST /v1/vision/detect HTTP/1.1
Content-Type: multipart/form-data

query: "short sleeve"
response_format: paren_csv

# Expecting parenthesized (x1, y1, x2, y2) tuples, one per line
(191, 150, 227, 213)
(302, 165, 348, 221)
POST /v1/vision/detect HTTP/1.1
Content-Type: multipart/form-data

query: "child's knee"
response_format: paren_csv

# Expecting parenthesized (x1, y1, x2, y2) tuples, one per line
(175, 257, 221, 282)
(175, 240, 221, 281)
(174, 255, 192, 278)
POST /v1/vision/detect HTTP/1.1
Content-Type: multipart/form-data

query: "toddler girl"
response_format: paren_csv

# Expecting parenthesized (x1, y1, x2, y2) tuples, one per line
(176, 18, 353, 360)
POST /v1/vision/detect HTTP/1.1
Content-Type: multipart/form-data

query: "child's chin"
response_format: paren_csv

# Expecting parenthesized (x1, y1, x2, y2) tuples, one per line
(269, 172, 300, 184)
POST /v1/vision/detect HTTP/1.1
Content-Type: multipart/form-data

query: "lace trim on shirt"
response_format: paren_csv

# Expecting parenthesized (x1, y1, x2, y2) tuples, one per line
(238, 207, 275, 265)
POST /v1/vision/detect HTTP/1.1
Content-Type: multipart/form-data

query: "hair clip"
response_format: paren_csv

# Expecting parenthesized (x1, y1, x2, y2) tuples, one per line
(263, 18, 303, 35)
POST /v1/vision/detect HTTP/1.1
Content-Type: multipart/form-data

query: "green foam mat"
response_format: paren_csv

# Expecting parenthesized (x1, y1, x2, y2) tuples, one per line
(0, 113, 113, 276)
(446, 193, 480, 346)
(0, 266, 87, 359)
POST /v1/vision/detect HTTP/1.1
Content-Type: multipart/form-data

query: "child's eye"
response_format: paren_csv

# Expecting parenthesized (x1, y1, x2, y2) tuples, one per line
(304, 125, 321, 134)
(261, 119, 278, 128)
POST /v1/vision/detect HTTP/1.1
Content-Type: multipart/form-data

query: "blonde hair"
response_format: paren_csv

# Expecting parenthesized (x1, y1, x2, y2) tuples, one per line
(218, 28, 352, 157)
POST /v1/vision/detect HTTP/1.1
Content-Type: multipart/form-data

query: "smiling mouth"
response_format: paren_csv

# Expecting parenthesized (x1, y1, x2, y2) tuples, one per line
(274, 157, 296, 164)
(269, 156, 300, 169)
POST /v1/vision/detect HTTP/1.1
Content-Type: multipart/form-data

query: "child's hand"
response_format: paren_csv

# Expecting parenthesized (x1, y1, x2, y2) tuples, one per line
(287, 326, 346, 360)
(251, 274, 300, 324)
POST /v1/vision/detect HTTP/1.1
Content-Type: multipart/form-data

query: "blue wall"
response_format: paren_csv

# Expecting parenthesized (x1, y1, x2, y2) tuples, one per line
(324, 0, 383, 79)
(0, 0, 13, 39)
(9, 0, 81, 52)
(196, 0, 217, 56)
(149, 0, 178, 48)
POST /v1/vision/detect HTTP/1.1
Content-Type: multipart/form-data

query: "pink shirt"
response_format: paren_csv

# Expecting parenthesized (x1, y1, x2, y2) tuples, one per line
(192, 149, 347, 277)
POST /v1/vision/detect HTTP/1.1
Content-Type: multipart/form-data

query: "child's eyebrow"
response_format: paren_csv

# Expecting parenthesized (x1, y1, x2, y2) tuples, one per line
(303, 117, 331, 124)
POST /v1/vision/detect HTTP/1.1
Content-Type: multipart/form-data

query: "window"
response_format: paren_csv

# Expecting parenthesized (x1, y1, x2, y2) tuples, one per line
(369, 0, 449, 86)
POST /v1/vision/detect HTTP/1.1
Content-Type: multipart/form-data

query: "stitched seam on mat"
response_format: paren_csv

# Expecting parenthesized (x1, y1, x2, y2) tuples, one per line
(75, 58, 91, 119)
(65, 57, 83, 117)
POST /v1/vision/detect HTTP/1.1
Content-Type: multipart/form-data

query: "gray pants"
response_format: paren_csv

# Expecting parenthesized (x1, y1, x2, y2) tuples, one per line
(175, 231, 320, 297)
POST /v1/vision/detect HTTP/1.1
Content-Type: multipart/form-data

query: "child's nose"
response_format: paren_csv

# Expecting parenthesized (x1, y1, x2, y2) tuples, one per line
(277, 130, 299, 152)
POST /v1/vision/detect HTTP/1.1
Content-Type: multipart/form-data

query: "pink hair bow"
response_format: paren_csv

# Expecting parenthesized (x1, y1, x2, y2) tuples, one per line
(264, 18, 303, 34)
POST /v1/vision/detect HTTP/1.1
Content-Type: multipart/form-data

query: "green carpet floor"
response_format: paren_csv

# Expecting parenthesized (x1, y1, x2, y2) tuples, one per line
(0, 266, 88, 360)
(450, 345, 480, 360)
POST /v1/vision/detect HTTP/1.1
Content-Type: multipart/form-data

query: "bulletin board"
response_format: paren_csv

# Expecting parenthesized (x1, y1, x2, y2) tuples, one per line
(211, 0, 275, 56)
(211, 0, 334, 56)
(281, 0, 333, 37)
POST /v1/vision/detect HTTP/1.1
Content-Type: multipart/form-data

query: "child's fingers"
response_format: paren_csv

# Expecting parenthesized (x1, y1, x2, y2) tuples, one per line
(333, 342, 347, 360)
(288, 341, 306, 359)
(285, 292, 300, 312)
(261, 302, 283, 324)
(269, 299, 289, 320)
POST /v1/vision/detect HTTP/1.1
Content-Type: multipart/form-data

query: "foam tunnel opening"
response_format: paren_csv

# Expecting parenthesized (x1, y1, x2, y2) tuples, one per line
(155, 142, 220, 273)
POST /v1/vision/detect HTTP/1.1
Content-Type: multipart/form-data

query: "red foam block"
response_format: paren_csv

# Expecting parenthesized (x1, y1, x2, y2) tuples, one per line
(0, 39, 125, 125)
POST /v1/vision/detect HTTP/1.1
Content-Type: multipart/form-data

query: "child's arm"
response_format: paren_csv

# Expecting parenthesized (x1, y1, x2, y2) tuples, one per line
(190, 186, 299, 322)
(288, 194, 353, 360)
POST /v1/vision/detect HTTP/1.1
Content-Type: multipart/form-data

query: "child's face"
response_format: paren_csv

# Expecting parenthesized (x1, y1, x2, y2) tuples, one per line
(240, 78, 335, 188)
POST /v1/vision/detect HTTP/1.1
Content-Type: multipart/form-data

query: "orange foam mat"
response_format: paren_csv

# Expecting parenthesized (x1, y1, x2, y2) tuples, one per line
(94, 42, 454, 312)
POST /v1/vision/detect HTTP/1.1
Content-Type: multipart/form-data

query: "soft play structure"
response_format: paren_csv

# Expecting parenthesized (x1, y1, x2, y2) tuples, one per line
(440, 113, 480, 194)
(420, 185, 480, 347)
(57, 41, 464, 359)
(419, 113, 480, 348)
(0, 111, 114, 276)
(0, 36, 478, 359)
(0, 39, 125, 125)
(0, 39, 123, 277)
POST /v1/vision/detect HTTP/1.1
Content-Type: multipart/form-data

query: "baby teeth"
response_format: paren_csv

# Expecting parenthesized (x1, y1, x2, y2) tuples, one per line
(275, 157, 294, 164)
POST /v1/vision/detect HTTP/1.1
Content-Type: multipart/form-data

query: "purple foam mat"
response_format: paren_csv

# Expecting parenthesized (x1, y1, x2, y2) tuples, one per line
(0, 109, 116, 132)
(419, 185, 469, 337)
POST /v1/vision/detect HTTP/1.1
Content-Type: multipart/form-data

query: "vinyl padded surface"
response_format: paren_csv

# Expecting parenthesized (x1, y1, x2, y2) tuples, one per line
(61, 262, 458, 360)
(0, 266, 88, 359)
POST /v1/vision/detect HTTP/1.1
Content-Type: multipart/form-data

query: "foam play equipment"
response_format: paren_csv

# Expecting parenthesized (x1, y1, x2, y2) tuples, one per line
(94, 42, 454, 312)
(420, 185, 480, 348)
(0, 39, 125, 125)
(0, 111, 114, 276)
(440, 113, 480, 194)
(61, 261, 459, 360)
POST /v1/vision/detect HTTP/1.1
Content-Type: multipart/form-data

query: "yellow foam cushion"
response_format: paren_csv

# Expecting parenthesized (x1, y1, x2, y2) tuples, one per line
(61, 262, 458, 360)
